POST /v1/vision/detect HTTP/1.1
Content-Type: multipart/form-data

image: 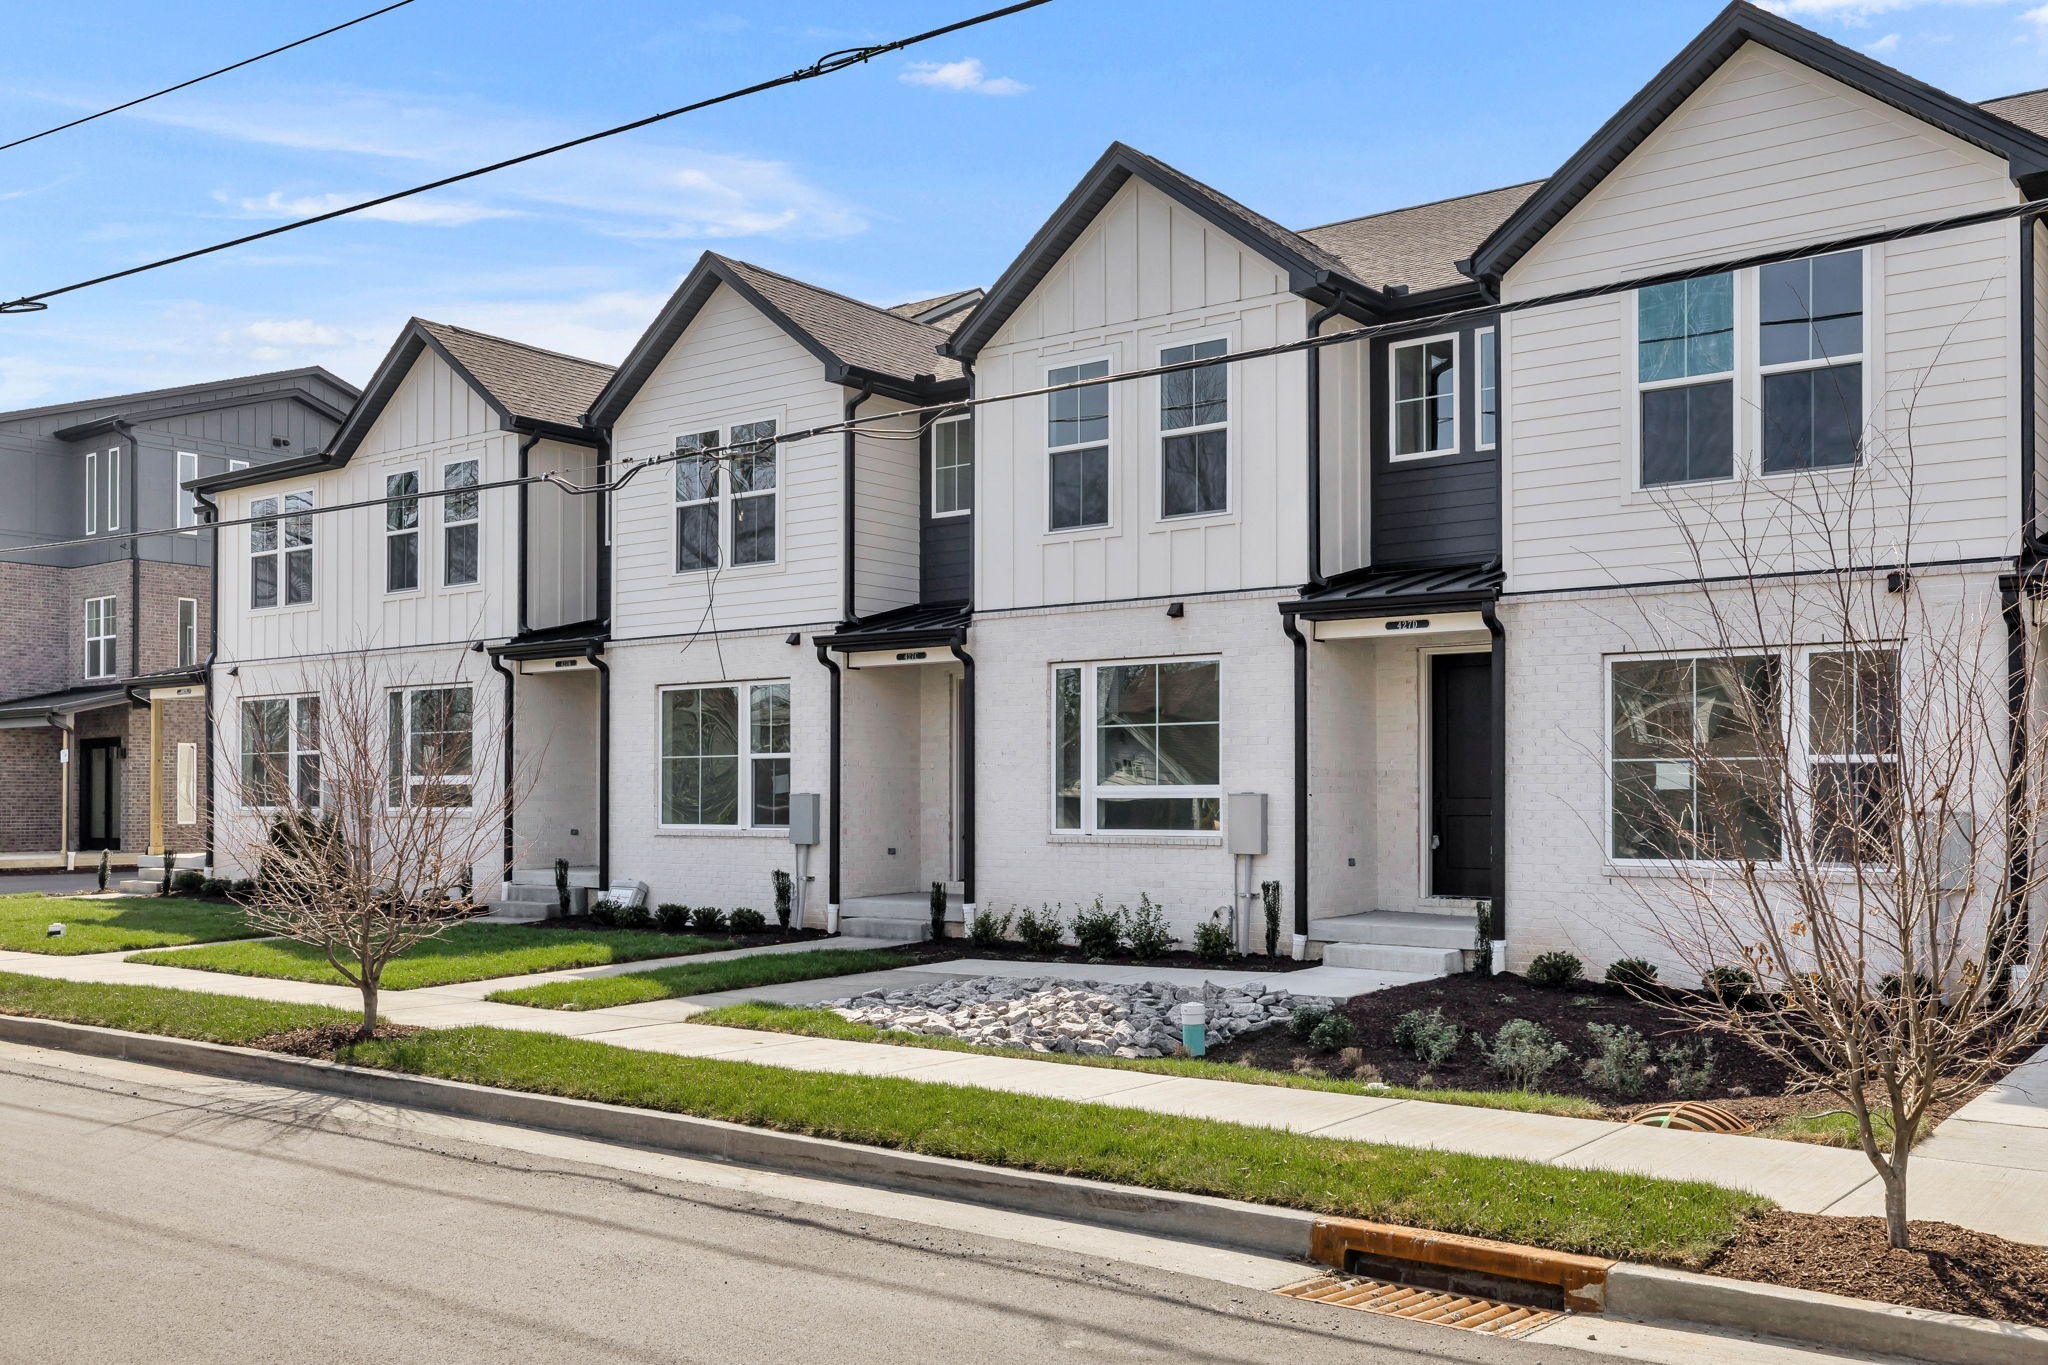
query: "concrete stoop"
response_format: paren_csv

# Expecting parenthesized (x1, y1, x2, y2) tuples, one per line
(114, 852, 207, 895)
(1308, 910, 1478, 977)
(837, 890, 964, 944)
(492, 866, 600, 921)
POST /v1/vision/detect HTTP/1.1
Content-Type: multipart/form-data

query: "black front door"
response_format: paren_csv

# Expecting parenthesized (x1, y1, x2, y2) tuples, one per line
(1430, 653, 1493, 898)
(78, 738, 122, 851)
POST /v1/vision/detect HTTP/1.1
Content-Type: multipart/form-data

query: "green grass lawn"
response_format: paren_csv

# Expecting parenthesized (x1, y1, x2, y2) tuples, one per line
(0, 970, 1765, 1265)
(0, 892, 260, 955)
(1763, 1107, 1897, 1150)
(129, 922, 722, 990)
(691, 1002, 1606, 1120)
(487, 948, 918, 1011)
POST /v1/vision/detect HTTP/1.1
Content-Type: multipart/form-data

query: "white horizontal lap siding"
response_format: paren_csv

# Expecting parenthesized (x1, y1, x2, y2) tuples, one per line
(976, 178, 1310, 612)
(853, 399, 921, 618)
(609, 285, 843, 639)
(215, 348, 518, 664)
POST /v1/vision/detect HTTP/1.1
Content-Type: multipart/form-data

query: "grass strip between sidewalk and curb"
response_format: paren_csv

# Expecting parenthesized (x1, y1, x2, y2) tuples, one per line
(485, 949, 921, 1011)
(0, 970, 1762, 1265)
(0, 893, 261, 955)
(690, 1002, 1608, 1119)
(127, 922, 727, 989)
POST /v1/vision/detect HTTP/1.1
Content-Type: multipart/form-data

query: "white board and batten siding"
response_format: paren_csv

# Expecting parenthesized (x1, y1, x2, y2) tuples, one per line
(1501, 41, 2028, 595)
(975, 177, 1313, 613)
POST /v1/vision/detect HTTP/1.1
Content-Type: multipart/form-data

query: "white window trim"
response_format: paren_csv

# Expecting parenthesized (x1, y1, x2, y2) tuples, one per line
(177, 452, 201, 533)
(387, 685, 475, 810)
(84, 452, 97, 534)
(1474, 328, 1499, 453)
(176, 598, 198, 669)
(1050, 656, 1223, 839)
(227, 458, 249, 473)
(669, 415, 785, 578)
(655, 680, 792, 831)
(1388, 332, 1461, 462)
(384, 467, 423, 596)
(106, 446, 122, 531)
(250, 489, 317, 610)
(1155, 335, 1232, 522)
(240, 694, 320, 812)
(930, 412, 973, 520)
(84, 595, 116, 680)
(442, 458, 482, 589)
(1045, 354, 1116, 535)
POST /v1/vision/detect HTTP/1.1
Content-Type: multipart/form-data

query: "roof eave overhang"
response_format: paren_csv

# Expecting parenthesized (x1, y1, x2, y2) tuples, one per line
(1278, 589, 1498, 622)
(507, 415, 603, 445)
(819, 624, 969, 653)
(186, 453, 338, 494)
(51, 387, 349, 443)
(488, 634, 609, 661)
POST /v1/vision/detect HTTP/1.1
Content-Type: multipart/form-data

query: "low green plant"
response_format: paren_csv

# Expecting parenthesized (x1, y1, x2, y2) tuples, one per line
(1126, 893, 1174, 961)
(1605, 957, 1660, 992)
(1288, 1004, 1332, 1040)
(1700, 966, 1758, 1007)
(1581, 1022, 1651, 1098)
(968, 906, 1012, 949)
(689, 906, 727, 935)
(613, 901, 652, 931)
(1472, 901, 1494, 978)
(656, 903, 692, 933)
(199, 878, 231, 899)
(554, 858, 572, 918)
(1483, 1019, 1571, 1090)
(1070, 897, 1123, 959)
(587, 898, 621, 927)
(1014, 903, 1064, 955)
(1660, 1039, 1717, 1098)
(173, 870, 207, 896)
(1192, 912, 1233, 964)
(930, 881, 948, 941)
(729, 907, 767, 935)
(1261, 880, 1282, 958)
(772, 870, 794, 930)
(1308, 1013, 1357, 1052)
(1526, 951, 1584, 989)
(230, 878, 256, 900)
(95, 849, 110, 892)
(1393, 1006, 1461, 1069)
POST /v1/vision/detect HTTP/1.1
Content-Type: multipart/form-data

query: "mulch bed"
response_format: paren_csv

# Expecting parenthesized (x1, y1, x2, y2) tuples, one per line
(250, 1022, 421, 1059)
(538, 919, 835, 950)
(1709, 1212, 2048, 1325)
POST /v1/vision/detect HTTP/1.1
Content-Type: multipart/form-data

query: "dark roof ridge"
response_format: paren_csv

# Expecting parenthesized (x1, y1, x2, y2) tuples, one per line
(0, 365, 358, 424)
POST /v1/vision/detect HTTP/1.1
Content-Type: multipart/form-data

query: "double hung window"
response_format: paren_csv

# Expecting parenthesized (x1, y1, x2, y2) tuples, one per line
(1159, 339, 1227, 517)
(1759, 251, 1864, 473)
(673, 422, 778, 571)
(1637, 275, 1735, 486)
(659, 681, 790, 828)
(177, 452, 201, 532)
(385, 471, 420, 592)
(387, 686, 473, 807)
(251, 492, 313, 607)
(1390, 335, 1458, 458)
(1047, 360, 1110, 531)
(241, 696, 320, 808)
(84, 596, 116, 679)
(177, 598, 198, 668)
(1807, 649, 1898, 864)
(1476, 328, 1499, 449)
(932, 413, 973, 517)
(443, 459, 480, 586)
(1054, 659, 1221, 834)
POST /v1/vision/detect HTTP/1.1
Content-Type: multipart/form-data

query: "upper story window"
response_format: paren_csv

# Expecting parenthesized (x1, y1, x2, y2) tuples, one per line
(251, 492, 314, 608)
(84, 596, 116, 679)
(385, 471, 420, 593)
(177, 453, 201, 533)
(105, 447, 121, 531)
(729, 421, 778, 566)
(387, 685, 472, 808)
(1054, 658, 1221, 835)
(1759, 251, 1863, 473)
(1476, 329, 1499, 450)
(1390, 335, 1458, 459)
(177, 598, 198, 668)
(241, 695, 320, 809)
(443, 459, 480, 586)
(1047, 359, 1110, 531)
(1637, 274, 1735, 486)
(659, 680, 790, 828)
(1159, 339, 1228, 517)
(673, 422, 778, 573)
(932, 413, 973, 518)
(85, 452, 97, 533)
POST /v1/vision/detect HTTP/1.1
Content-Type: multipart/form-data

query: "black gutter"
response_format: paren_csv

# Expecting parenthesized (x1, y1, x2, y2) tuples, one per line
(1480, 599, 1509, 950)
(595, 430, 613, 631)
(195, 487, 221, 872)
(1279, 591, 1501, 622)
(814, 641, 842, 915)
(1999, 575, 2033, 968)
(841, 382, 875, 625)
(488, 649, 516, 892)
(514, 432, 540, 635)
(948, 631, 976, 910)
(1280, 613, 1309, 947)
(582, 640, 610, 890)
(1304, 300, 1343, 589)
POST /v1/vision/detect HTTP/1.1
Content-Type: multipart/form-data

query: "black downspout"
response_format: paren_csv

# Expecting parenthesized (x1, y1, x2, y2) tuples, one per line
(516, 432, 540, 635)
(488, 651, 516, 891)
(2000, 575, 2032, 967)
(841, 383, 874, 624)
(583, 641, 610, 890)
(596, 430, 613, 629)
(195, 488, 221, 872)
(815, 641, 842, 917)
(1304, 302, 1342, 589)
(1481, 599, 1509, 953)
(2022, 214, 2043, 557)
(948, 632, 975, 912)
(1281, 612, 1309, 948)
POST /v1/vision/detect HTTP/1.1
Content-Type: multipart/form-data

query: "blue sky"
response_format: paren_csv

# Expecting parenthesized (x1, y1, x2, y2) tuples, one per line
(2, 0, 2045, 408)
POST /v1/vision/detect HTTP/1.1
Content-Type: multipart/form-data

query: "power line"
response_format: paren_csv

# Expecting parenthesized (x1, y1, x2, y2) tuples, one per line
(0, 0, 1055, 314)
(0, 1, 420, 156)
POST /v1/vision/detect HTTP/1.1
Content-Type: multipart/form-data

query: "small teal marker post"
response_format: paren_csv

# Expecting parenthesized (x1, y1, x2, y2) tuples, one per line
(1177, 1001, 1207, 1057)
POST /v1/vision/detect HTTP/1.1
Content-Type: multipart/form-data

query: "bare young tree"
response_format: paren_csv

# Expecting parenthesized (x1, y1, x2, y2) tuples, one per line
(217, 649, 519, 1038)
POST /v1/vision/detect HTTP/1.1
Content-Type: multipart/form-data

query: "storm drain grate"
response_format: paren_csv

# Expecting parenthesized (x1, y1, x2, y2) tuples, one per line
(1273, 1273, 1561, 1337)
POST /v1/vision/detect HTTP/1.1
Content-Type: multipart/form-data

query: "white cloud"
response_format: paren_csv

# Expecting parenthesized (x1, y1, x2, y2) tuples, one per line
(1867, 30, 1904, 49)
(233, 191, 518, 227)
(1760, 0, 2010, 23)
(899, 58, 1029, 95)
(2025, 2, 2048, 24)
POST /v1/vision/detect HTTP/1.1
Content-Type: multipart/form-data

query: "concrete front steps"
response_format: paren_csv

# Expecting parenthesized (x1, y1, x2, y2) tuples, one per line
(1308, 909, 1478, 976)
(115, 852, 206, 895)
(492, 865, 600, 922)
(838, 889, 963, 943)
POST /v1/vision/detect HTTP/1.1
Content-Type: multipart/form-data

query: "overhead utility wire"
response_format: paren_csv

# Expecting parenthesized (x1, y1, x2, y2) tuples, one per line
(0, 0, 1054, 313)
(0, 1, 419, 155)
(6, 189, 2043, 559)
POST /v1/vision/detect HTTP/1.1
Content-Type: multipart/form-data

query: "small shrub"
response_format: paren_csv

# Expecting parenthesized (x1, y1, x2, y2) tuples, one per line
(1336, 1048, 1383, 1084)
(929, 881, 948, 941)
(729, 907, 767, 934)
(1126, 893, 1175, 961)
(1581, 1022, 1652, 1098)
(95, 849, 111, 892)
(1483, 1019, 1571, 1090)
(771, 869, 794, 930)
(1261, 880, 1283, 958)
(1070, 897, 1124, 959)
(1880, 971, 1941, 1001)
(587, 898, 621, 927)
(1014, 903, 1064, 955)
(1660, 1038, 1717, 1098)
(689, 906, 728, 934)
(1392, 1006, 1461, 1069)
(1605, 957, 1660, 993)
(231, 878, 256, 899)
(1700, 966, 1758, 1007)
(1526, 950, 1584, 989)
(1308, 1012, 1357, 1053)
(1472, 901, 1494, 978)
(968, 906, 1012, 949)
(613, 901, 652, 931)
(199, 878, 231, 899)
(1192, 912, 1234, 964)
(554, 858, 572, 917)
(173, 870, 207, 896)
(1288, 1004, 1332, 1040)
(655, 903, 692, 933)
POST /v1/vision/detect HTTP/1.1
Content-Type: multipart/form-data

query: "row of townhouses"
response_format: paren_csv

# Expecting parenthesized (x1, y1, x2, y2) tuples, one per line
(17, 3, 2045, 976)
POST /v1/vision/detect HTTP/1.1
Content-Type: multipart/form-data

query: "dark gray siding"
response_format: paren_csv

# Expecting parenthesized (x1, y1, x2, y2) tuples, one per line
(918, 416, 973, 604)
(1368, 317, 1501, 567)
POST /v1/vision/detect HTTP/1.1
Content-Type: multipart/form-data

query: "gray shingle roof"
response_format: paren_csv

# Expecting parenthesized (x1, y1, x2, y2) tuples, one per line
(714, 256, 962, 383)
(1109, 144, 1354, 280)
(1298, 182, 1545, 294)
(1982, 88, 2048, 139)
(414, 320, 614, 428)
(886, 288, 984, 328)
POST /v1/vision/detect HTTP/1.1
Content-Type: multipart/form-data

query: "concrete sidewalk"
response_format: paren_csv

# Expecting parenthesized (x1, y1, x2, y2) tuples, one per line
(3, 941, 2046, 1248)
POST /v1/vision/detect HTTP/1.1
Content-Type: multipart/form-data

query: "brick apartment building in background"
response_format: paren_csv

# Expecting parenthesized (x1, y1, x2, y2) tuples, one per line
(0, 368, 357, 869)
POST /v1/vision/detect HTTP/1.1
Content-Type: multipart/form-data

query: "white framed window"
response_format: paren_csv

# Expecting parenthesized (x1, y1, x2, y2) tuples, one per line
(176, 598, 198, 668)
(443, 458, 480, 585)
(84, 596, 116, 679)
(1053, 658, 1221, 835)
(1636, 273, 1735, 487)
(673, 421, 779, 572)
(674, 429, 720, 572)
(250, 491, 314, 608)
(85, 452, 97, 533)
(228, 458, 249, 473)
(1159, 338, 1228, 518)
(1807, 648, 1898, 865)
(240, 695, 320, 809)
(931, 412, 973, 518)
(106, 446, 122, 531)
(177, 452, 201, 532)
(1476, 328, 1499, 450)
(387, 686, 473, 808)
(658, 681, 790, 828)
(1047, 358, 1111, 531)
(385, 470, 420, 593)
(1389, 334, 1459, 459)
(729, 420, 778, 567)
(1759, 250, 1864, 474)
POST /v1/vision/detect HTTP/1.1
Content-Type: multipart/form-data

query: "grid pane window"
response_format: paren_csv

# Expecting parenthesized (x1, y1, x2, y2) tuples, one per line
(1637, 274, 1734, 487)
(1760, 249, 1865, 474)
(1611, 656, 1782, 861)
(385, 471, 420, 592)
(1160, 339, 1227, 517)
(659, 681, 791, 828)
(749, 683, 791, 827)
(84, 596, 116, 679)
(730, 420, 778, 566)
(1477, 329, 1499, 448)
(1048, 360, 1110, 531)
(932, 414, 973, 516)
(177, 599, 197, 668)
(1053, 660, 1222, 834)
(1809, 649, 1898, 864)
(1391, 337, 1457, 457)
(444, 459, 480, 585)
(1054, 667, 1081, 829)
(241, 696, 319, 808)
(387, 686, 472, 807)
(674, 430, 720, 573)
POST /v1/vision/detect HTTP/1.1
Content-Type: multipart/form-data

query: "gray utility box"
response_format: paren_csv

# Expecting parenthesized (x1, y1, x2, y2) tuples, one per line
(1226, 792, 1267, 856)
(788, 793, 821, 846)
